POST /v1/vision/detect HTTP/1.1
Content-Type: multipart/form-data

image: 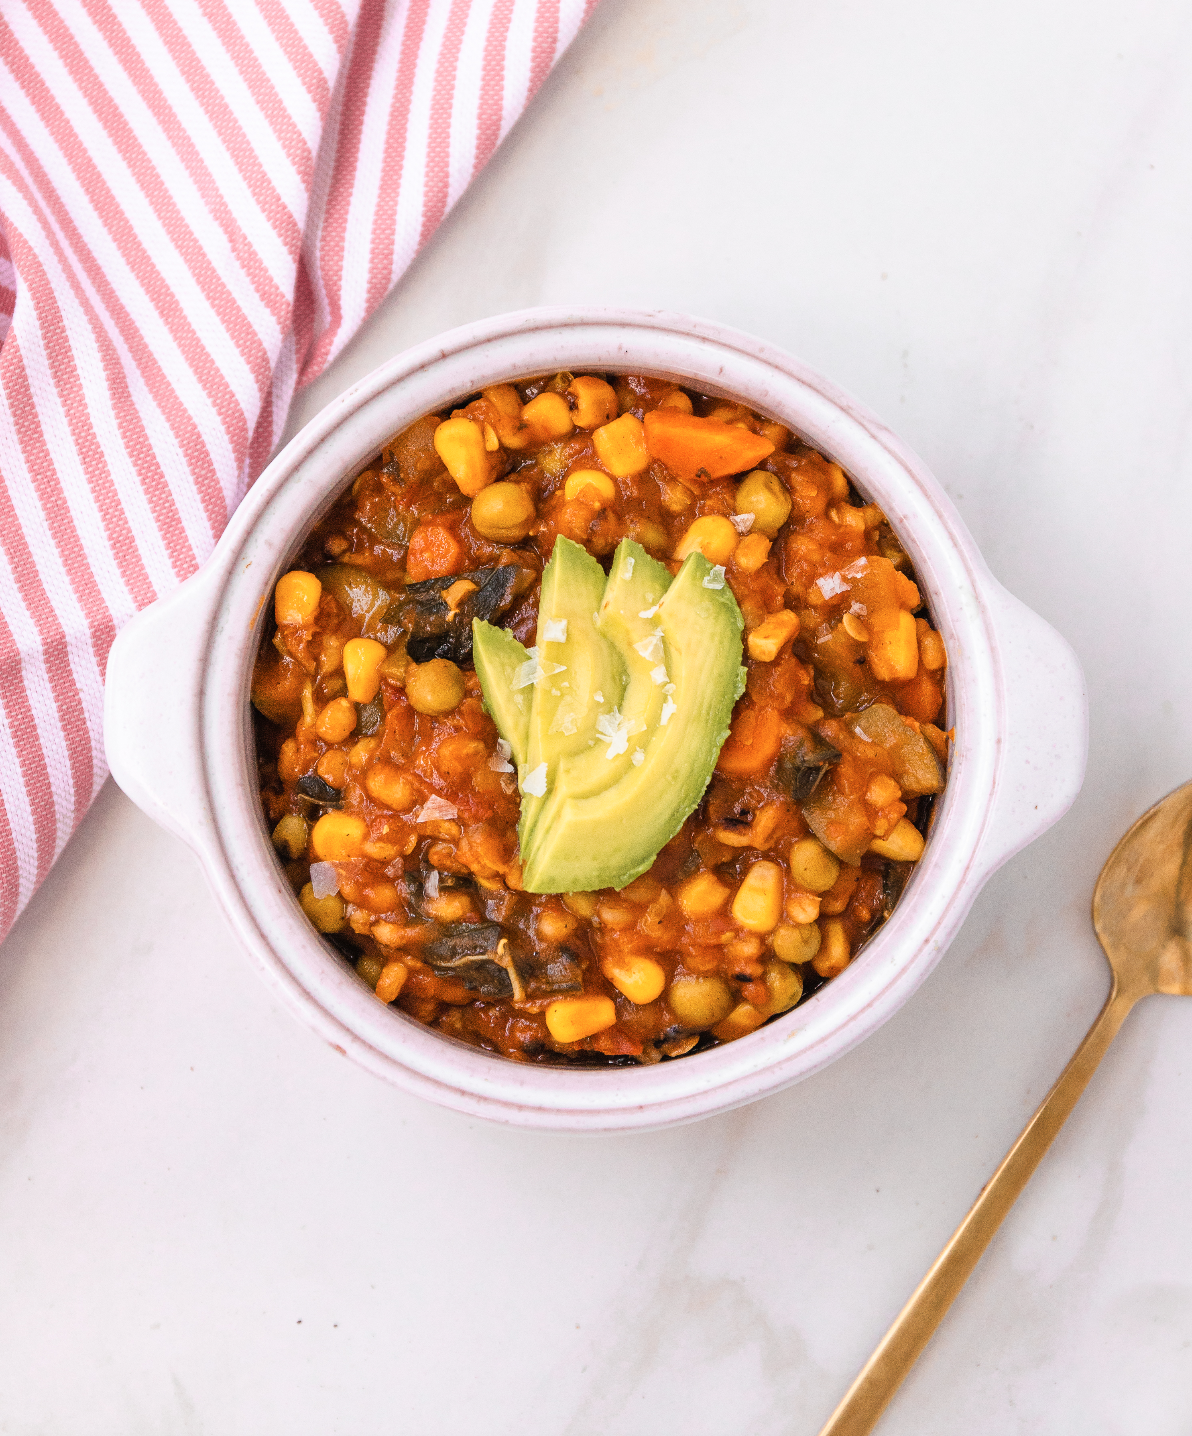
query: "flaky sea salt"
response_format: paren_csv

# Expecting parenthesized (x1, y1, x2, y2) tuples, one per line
(634, 629, 665, 663)
(596, 708, 631, 758)
(414, 795, 458, 823)
(659, 696, 677, 726)
(542, 617, 568, 643)
(512, 646, 565, 689)
(488, 739, 514, 773)
(816, 572, 848, 599)
(650, 664, 668, 685)
(638, 604, 659, 619)
(521, 762, 548, 797)
(310, 862, 339, 899)
(702, 565, 726, 590)
(424, 868, 440, 900)
(729, 512, 755, 534)
(624, 556, 634, 577)
(632, 748, 645, 767)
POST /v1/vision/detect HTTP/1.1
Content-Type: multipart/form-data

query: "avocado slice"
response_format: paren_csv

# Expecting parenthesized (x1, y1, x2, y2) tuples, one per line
(473, 537, 745, 893)
(524, 540, 672, 847)
(472, 621, 534, 768)
(519, 538, 623, 855)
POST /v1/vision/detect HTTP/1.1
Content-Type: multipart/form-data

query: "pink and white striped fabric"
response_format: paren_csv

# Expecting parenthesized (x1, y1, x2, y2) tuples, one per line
(0, 0, 597, 942)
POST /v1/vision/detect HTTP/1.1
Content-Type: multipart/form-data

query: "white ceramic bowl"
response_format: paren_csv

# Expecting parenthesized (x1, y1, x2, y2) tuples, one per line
(104, 308, 1086, 1132)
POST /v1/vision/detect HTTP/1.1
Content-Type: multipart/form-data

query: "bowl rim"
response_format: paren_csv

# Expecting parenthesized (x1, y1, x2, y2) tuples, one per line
(107, 307, 1083, 1131)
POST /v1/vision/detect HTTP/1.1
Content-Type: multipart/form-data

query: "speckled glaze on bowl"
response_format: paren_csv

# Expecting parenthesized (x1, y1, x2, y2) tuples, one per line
(103, 308, 1086, 1132)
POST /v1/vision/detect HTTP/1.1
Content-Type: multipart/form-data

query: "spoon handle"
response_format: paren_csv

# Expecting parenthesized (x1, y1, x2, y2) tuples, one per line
(817, 983, 1137, 1436)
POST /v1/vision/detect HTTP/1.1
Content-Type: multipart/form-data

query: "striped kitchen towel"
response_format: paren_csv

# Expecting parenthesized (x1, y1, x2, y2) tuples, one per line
(0, 0, 597, 942)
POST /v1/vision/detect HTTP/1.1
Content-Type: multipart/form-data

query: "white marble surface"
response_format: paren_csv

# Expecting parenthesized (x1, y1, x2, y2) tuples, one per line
(3, 1, 1191, 1430)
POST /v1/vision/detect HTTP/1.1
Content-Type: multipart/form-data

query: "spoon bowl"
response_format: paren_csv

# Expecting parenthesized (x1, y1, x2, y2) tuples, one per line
(1094, 778, 1192, 998)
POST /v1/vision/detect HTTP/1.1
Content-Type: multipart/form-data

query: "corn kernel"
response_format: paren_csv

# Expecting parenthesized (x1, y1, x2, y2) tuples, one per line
(442, 579, 479, 615)
(593, 413, 650, 477)
(299, 882, 346, 933)
(278, 738, 303, 784)
(746, 609, 800, 662)
(481, 384, 528, 449)
(731, 860, 784, 933)
(828, 503, 867, 531)
(275, 570, 322, 626)
(658, 389, 693, 412)
(372, 922, 420, 947)
(711, 1003, 767, 1042)
(771, 921, 821, 965)
(563, 469, 616, 506)
(866, 774, 902, 808)
(758, 421, 790, 451)
(522, 390, 574, 440)
(676, 871, 731, 918)
(601, 952, 666, 1005)
(364, 762, 417, 812)
(788, 837, 840, 893)
(867, 609, 919, 681)
(825, 462, 850, 499)
(342, 637, 388, 703)
(311, 811, 368, 860)
(545, 995, 617, 1043)
(563, 891, 599, 919)
(596, 898, 637, 929)
(675, 515, 738, 565)
(271, 813, 308, 860)
(734, 533, 772, 572)
(434, 415, 493, 496)
(566, 375, 617, 428)
(349, 736, 381, 770)
(423, 890, 475, 923)
(785, 891, 821, 924)
(814, 918, 851, 978)
(869, 817, 926, 861)
(375, 960, 408, 1003)
(537, 906, 579, 943)
(316, 749, 349, 788)
(315, 696, 357, 743)
(920, 627, 947, 670)
(895, 573, 921, 609)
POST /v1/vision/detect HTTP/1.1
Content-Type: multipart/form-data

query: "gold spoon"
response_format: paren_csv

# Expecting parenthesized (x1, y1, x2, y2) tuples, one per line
(819, 778, 1192, 1436)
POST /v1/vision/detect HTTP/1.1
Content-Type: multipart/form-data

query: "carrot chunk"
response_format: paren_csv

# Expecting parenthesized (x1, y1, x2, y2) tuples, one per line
(716, 705, 785, 776)
(643, 409, 775, 482)
(406, 524, 464, 581)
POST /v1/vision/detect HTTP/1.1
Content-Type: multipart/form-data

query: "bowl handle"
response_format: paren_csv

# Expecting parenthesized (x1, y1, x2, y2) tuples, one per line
(974, 582, 1088, 878)
(104, 570, 221, 853)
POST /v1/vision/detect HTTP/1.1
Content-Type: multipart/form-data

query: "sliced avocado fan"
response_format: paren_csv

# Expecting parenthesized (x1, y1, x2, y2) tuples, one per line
(472, 537, 746, 892)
